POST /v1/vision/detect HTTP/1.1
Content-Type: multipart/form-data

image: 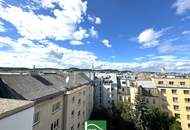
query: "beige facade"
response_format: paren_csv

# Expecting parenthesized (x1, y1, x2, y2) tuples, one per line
(153, 78, 190, 130)
(63, 84, 94, 130)
(33, 94, 64, 130)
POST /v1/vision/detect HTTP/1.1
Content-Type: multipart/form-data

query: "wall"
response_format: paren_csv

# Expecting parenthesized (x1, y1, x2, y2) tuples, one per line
(63, 84, 94, 130)
(0, 107, 34, 130)
(33, 95, 64, 130)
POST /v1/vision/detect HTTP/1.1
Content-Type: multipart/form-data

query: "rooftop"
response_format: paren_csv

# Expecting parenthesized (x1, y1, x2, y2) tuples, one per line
(0, 98, 33, 119)
(0, 72, 91, 102)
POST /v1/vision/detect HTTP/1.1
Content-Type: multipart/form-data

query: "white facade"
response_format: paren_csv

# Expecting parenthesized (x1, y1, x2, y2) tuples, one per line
(0, 107, 34, 130)
(95, 73, 118, 112)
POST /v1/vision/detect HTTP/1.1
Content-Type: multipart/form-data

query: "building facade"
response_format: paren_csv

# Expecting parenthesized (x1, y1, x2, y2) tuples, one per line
(153, 78, 190, 130)
(0, 98, 34, 130)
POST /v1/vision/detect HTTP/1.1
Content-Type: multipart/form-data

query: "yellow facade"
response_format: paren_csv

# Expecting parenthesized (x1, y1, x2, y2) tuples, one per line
(153, 78, 190, 130)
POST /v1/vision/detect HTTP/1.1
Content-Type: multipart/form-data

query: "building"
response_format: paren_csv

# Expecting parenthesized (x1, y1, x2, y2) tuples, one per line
(0, 71, 94, 130)
(136, 79, 160, 108)
(94, 73, 118, 112)
(153, 77, 190, 130)
(0, 98, 34, 130)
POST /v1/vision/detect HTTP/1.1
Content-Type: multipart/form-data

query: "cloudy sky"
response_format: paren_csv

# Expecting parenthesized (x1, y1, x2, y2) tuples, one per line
(0, 0, 190, 72)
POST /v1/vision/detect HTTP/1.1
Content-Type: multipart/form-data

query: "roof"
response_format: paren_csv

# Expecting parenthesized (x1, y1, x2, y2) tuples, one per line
(0, 72, 91, 101)
(0, 98, 33, 119)
(136, 80, 156, 89)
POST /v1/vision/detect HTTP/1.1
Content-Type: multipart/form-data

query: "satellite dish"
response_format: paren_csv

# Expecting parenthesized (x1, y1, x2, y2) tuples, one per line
(66, 76, 69, 84)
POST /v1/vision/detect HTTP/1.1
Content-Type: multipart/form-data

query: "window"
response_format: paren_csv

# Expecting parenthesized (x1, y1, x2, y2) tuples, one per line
(71, 110, 75, 117)
(169, 81, 174, 85)
(172, 89, 177, 95)
(186, 107, 190, 112)
(185, 98, 190, 103)
(119, 96, 122, 101)
(52, 102, 61, 113)
(78, 111, 81, 117)
(122, 81, 126, 84)
(188, 124, 190, 128)
(71, 125, 74, 130)
(83, 90, 85, 95)
(187, 115, 190, 120)
(72, 96, 75, 103)
(122, 88, 125, 92)
(175, 113, 180, 119)
(153, 99, 156, 104)
(174, 105, 179, 111)
(33, 111, 40, 125)
(173, 97, 178, 103)
(77, 122, 80, 129)
(161, 89, 166, 94)
(51, 119, 59, 130)
(83, 111, 85, 116)
(78, 99, 81, 105)
(83, 100, 85, 105)
(146, 98, 149, 103)
(184, 90, 189, 94)
(180, 81, 185, 85)
(158, 81, 163, 84)
(111, 87, 114, 91)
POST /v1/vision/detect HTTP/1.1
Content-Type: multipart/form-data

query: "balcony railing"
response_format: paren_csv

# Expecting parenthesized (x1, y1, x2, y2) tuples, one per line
(156, 84, 190, 88)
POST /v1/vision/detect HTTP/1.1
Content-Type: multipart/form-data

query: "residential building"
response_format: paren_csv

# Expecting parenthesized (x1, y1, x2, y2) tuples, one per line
(0, 71, 93, 130)
(94, 73, 117, 112)
(0, 98, 34, 130)
(153, 77, 190, 130)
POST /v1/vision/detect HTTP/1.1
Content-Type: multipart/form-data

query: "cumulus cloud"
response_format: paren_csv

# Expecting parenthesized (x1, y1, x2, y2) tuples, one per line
(0, 36, 96, 68)
(70, 40, 84, 45)
(0, 0, 87, 41)
(101, 39, 112, 48)
(89, 26, 98, 38)
(87, 15, 102, 24)
(137, 28, 163, 48)
(172, 0, 190, 15)
(0, 21, 5, 32)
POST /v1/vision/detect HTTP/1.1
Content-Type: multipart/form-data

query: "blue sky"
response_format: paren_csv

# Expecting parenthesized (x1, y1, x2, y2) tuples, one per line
(0, 0, 190, 72)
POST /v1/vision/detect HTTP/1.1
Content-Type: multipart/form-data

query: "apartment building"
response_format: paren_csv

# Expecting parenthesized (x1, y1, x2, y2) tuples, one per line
(63, 84, 93, 130)
(0, 71, 94, 130)
(94, 73, 118, 112)
(136, 79, 160, 108)
(0, 98, 34, 130)
(153, 78, 190, 130)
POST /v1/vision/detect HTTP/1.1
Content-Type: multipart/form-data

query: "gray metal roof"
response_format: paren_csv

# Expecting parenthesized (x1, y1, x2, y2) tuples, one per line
(0, 72, 91, 101)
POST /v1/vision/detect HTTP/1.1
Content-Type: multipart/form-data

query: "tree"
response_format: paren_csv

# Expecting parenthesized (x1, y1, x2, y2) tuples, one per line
(145, 107, 182, 130)
(112, 101, 136, 130)
(134, 92, 148, 130)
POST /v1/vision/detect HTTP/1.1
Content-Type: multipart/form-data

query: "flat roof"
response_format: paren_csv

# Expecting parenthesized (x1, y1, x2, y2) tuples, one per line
(0, 98, 34, 119)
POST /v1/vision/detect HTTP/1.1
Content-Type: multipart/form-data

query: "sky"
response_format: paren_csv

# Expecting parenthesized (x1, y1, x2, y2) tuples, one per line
(0, 0, 190, 72)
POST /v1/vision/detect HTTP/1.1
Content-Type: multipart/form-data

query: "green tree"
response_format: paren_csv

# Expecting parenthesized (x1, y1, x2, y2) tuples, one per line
(113, 101, 136, 130)
(134, 92, 148, 130)
(145, 107, 182, 130)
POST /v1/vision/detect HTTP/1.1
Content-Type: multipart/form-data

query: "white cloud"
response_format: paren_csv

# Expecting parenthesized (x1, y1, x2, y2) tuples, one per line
(0, 0, 87, 41)
(87, 15, 102, 24)
(111, 56, 115, 58)
(0, 36, 96, 68)
(72, 27, 89, 40)
(89, 26, 98, 38)
(101, 39, 112, 48)
(137, 28, 163, 48)
(182, 30, 190, 35)
(95, 17, 102, 24)
(1, 36, 190, 72)
(0, 20, 5, 32)
(70, 40, 84, 45)
(173, 0, 190, 15)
